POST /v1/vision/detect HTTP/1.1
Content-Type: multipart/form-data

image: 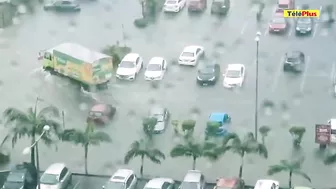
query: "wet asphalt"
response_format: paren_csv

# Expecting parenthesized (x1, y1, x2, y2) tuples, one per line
(1, 0, 336, 187)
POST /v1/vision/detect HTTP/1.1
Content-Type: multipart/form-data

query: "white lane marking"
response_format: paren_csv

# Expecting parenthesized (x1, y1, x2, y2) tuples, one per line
(240, 21, 248, 34)
(299, 56, 311, 93)
(288, 28, 292, 36)
(330, 62, 336, 82)
(317, 6, 323, 21)
(73, 179, 82, 189)
(263, 27, 268, 36)
(313, 23, 318, 37)
(271, 56, 285, 92)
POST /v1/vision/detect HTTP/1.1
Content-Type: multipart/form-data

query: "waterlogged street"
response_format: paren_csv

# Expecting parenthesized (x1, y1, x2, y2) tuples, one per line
(1, 0, 336, 187)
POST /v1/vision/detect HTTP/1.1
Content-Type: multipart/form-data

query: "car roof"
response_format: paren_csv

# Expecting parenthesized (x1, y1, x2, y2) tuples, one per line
(183, 46, 201, 52)
(45, 163, 66, 174)
(216, 178, 239, 187)
(183, 170, 202, 182)
(110, 169, 134, 182)
(122, 53, 140, 62)
(254, 179, 279, 189)
(209, 112, 226, 122)
(227, 64, 243, 70)
(278, 0, 289, 4)
(293, 187, 313, 189)
(150, 107, 165, 115)
(149, 57, 164, 64)
(145, 178, 174, 188)
(91, 104, 108, 112)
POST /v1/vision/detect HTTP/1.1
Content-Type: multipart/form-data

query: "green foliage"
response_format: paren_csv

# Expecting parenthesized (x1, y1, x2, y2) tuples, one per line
(182, 120, 196, 131)
(222, 132, 268, 178)
(134, 18, 149, 28)
(124, 139, 165, 176)
(267, 159, 311, 188)
(324, 153, 336, 165)
(289, 126, 306, 147)
(101, 43, 132, 69)
(206, 121, 221, 137)
(259, 125, 271, 144)
(142, 117, 157, 140)
(170, 139, 221, 169)
(171, 120, 180, 134)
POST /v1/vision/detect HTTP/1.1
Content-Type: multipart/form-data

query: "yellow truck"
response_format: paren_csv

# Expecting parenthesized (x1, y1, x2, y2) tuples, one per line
(39, 42, 113, 88)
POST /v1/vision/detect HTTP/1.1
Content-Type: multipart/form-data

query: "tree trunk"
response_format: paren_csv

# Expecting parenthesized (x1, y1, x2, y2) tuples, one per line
(192, 156, 197, 170)
(84, 144, 88, 174)
(141, 1, 146, 18)
(140, 155, 144, 177)
(238, 153, 245, 178)
(261, 136, 265, 145)
(30, 128, 36, 167)
(289, 171, 292, 188)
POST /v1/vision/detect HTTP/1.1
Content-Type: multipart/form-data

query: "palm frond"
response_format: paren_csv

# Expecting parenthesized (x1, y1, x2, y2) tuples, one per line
(267, 164, 287, 175)
(3, 108, 29, 124)
(37, 105, 60, 119)
(124, 141, 141, 164)
(324, 153, 336, 165)
(89, 131, 112, 145)
(0, 134, 10, 147)
(222, 133, 239, 145)
(170, 144, 193, 158)
(292, 170, 311, 183)
(61, 129, 86, 145)
(256, 143, 268, 158)
(147, 149, 165, 164)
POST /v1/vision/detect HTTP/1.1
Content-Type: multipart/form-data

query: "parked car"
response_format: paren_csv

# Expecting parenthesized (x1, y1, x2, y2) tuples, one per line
(295, 17, 313, 35)
(211, 0, 230, 15)
(163, 0, 187, 12)
(196, 63, 220, 86)
(44, 0, 81, 11)
(1, 163, 37, 189)
(148, 107, 170, 133)
(143, 178, 175, 189)
(116, 53, 143, 80)
(102, 169, 137, 189)
(205, 112, 231, 137)
(188, 0, 207, 12)
(283, 51, 305, 72)
(87, 103, 116, 125)
(180, 170, 205, 189)
(223, 64, 245, 88)
(277, 0, 294, 10)
(214, 178, 245, 189)
(254, 179, 279, 189)
(269, 13, 289, 34)
(144, 57, 167, 81)
(40, 163, 72, 189)
(178, 45, 205, 66)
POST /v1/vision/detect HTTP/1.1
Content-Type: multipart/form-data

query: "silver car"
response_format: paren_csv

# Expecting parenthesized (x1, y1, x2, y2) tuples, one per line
(149, 107, 170, 133)
(103, 169, 137, 189)
(40, 163, 72, 189)
(144, 178, 175, 189)
(179, 170, 205, 189)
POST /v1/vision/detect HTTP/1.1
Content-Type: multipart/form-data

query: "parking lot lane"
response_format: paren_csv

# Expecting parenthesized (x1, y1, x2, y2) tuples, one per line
(271, 56, 285, 93)
(74, 175, 107, 189)
(299, 56, 311, 93)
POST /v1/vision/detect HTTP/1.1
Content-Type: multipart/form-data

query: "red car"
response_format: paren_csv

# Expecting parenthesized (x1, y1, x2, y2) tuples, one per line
(214, 178, 245, 189)
(188, 0, 207, 11)
(87, 104, 116, 125)
(269, 15, 288, 33)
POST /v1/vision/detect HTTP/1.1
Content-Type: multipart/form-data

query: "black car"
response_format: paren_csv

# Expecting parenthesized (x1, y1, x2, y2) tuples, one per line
(44, 0, 81, 12)
(211, 0, 230, 15)
(2, 163, 38, 189)
(295, 17, 313, 35)
(197, 64, 220, 85)
(283, 51, 305, 72)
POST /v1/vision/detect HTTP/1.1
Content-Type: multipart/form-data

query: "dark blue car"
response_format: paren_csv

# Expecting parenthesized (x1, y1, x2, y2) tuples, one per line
(205, 112, 231, 136)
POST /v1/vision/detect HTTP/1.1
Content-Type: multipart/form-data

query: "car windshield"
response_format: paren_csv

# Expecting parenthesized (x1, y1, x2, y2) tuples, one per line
(106, 181, 126, 189)
(7, 172, 24, 183)
(40, 173, 58, 185)
(278, 4, 288, 9)
(286, 57, 299, 62)
(217, 186, 232, 189)
(147, 64, 162, 71)
(153, 114, 164, 122)
(272, 17, 285, 24)
(166, 0, 177, 4)
(119, 61, 135, 68)
(181, 52, 194, 57)
(298, 18, 311, 24)
(200, 67, 215, 74)
(181, 182, 199, 189)
(90, 111, 103, 117)
(226, 70, 241, 78)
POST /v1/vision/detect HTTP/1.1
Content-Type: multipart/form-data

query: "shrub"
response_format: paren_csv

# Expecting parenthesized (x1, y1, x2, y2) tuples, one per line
(182, 120, 196, 131)
(102, 44, 131, 69)
(134, 18, 148, 28)
(206, 121, 221, 136)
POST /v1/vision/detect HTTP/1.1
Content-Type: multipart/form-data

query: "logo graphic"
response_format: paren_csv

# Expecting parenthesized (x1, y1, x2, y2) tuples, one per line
(284, 10, 320, 18)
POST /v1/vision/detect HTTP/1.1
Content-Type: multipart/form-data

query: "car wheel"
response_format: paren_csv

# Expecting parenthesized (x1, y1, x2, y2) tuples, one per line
(283, 65, 288, 71)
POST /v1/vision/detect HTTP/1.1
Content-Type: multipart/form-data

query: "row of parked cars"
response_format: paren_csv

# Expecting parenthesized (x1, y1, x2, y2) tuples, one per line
(2, 164, 312, 189)
(163, 0, 230, 15)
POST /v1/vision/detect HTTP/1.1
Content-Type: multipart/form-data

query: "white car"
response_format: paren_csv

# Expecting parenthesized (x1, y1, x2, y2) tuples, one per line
(223, 64, 245, 88)
(40, 163, 72, 189)
(178, 45, 205, 66)
(254, 179, 279, 189)
(143, 178, 175, 189)
(163, 0, 186, 12)
(103, 169, 137, 189)
(116, 53, 143, 80)
(145, 57, 167, 81)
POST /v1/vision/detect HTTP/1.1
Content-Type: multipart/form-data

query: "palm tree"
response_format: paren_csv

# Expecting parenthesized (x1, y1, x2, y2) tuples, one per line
(124, 139, 165, 177)
(61, 122, 111, 174)
(323, 152, 336, 165)
(170, 139, 221, 170)
(267, 159, 311, 188)
(289, 126, 306, 148)
(142, 117, 157, 140)
(222, 132, 268, 178)
(259, 125, 271, 145)
(3, 103, 61, 166)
